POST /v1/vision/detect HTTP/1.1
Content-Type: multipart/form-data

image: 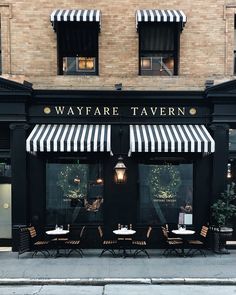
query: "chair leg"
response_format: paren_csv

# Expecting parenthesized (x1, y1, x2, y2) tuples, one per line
(32, 250, 49, 258)
(133, 249, 149, 258)
(188, 248, 206, 257)
(67, 249, 83, 257)
(99, 248, 116, 257)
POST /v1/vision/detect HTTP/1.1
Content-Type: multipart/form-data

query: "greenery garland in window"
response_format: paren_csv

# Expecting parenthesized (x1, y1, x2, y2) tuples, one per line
(150, 164, 181, 200)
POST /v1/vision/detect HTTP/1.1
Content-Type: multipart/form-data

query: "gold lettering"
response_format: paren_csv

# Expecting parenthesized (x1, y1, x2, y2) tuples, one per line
(140, 107, 148, 116)
(131, 107, 139, 116)
(103, 107, 110, 116)
(67, 107, 74, 115)
(160, 107, 166, 116)
(55, 106, 65, 115)
(113, 107, 119, 116)
(169, 107, 175, 116)
(94, 107, 101, 116)
(178, 107, 185, 116)
(86, 107, 92, 115)
(76, 107, 84, 115)
(150, 107, 158, 116)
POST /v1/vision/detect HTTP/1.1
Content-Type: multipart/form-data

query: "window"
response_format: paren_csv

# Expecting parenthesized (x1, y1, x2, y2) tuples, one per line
(138, 164, 193, 225)
(46, 163, 104, 225)
(139, 23, 179, 76)
(50, 9, 100, 76)
(229, 129, 236, 150)
(234, 15, 236, 75)
(136, 10, 187, 76)
(57, 22, 98, 75)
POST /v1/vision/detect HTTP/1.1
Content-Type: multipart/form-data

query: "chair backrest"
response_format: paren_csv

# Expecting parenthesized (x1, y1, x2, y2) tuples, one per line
(146, 226, 152, 239)
(28, 226, 37, 239)
(80, 226, 86, 239)
(161, 226, 168, 239)
(98, 226, 103, 239)
(200, 226, 208, 238)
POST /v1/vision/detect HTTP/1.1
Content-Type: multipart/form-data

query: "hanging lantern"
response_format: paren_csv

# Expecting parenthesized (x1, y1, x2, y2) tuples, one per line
(74, 176, 80, 184)
(114, 156, 127, 184)
(96, 162, 103, 184)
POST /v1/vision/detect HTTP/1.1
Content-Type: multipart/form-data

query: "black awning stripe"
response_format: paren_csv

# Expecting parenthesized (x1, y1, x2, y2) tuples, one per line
(129, 124, 215, 154)
(26, 124, 111, 153)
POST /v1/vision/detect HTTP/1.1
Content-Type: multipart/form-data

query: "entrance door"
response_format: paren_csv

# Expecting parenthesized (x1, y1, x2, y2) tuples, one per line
(0, 184, 11, 239)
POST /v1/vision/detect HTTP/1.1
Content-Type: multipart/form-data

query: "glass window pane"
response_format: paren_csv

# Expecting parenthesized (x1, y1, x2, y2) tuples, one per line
(140, 54, 174, 76)
(229, 129, 236, 150)
(138, 164, 193, 225)
(46, 163, 104, 225)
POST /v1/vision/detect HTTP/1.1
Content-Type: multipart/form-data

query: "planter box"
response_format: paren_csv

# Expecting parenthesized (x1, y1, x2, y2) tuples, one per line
(212, 227, 233, 254)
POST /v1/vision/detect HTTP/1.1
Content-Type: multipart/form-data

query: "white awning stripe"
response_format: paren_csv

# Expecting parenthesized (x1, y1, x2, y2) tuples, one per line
(129, 125, 215, 154)
(136, 9, 187, 29)
(50, 9, 101, 29)
(26, 124, 111, 153)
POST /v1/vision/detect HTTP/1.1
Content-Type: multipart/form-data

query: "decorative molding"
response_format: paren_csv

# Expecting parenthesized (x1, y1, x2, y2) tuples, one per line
(9, 123, 29, 131)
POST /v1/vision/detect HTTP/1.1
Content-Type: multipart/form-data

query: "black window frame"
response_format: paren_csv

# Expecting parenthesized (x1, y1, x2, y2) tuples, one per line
(56, 22, 99, 76)
(138, 22, 181, 76)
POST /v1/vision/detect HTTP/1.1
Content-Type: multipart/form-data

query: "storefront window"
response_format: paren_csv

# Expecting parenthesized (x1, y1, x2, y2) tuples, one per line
(138, 164, 193, 225)
(46, 163, 104, 225)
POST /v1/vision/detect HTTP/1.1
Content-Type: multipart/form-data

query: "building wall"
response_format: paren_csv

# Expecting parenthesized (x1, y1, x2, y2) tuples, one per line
(0, 0, 236, 90)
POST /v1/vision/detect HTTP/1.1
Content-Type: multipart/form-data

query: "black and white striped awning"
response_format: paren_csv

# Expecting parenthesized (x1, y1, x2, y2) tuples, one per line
(129, 125, 215, 154)
(26, 124, 111, 153)
(50, 9, 101, 30)
(136, 9, 187, 29)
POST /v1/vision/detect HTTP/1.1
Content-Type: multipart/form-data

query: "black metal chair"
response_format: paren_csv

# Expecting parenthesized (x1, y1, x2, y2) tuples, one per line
(98, 226, 117, 257)
(64, 226, 86, 257)
(132, 226, 152, 258)
(161, 226, 183, 257)
(18, 227, 30, 258)
(28, 226, 50, 257)
(187, 225, 209, 257)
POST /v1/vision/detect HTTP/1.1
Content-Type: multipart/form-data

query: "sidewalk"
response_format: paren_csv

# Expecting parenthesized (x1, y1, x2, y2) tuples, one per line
(0, 249, 236, 285)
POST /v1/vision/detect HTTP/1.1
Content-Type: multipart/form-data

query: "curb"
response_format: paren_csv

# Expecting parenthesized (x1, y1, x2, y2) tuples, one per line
(0, 278, 236, 286)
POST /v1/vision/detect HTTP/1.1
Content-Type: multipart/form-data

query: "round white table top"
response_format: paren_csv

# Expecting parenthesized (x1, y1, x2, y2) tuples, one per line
(172, 229, 195, 235)
(46, 229, 69, 235)
(113, 229, 136, 235)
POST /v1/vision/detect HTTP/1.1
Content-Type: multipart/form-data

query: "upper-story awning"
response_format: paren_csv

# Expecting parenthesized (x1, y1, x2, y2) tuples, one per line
(50, 9, 101, 30)
(136, 9, 187, 29)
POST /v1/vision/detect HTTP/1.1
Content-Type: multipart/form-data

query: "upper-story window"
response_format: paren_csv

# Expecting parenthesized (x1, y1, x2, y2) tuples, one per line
(136, 10, 187, 76)
(234, 15, 236, 75)
(50, 9, 101, 76)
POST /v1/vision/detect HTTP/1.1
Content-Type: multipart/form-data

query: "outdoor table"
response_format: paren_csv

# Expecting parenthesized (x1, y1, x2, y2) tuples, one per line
(113, 228, 136, 258)
(172, 228, 195, 257)
(46, 228, 69, 258)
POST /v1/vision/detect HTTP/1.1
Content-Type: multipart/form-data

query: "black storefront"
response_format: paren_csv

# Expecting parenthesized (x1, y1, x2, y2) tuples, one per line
(1, 77, 236, 250)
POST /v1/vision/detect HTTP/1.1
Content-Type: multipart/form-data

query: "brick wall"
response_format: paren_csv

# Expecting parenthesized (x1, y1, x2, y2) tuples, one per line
(1, 0, 236, 90)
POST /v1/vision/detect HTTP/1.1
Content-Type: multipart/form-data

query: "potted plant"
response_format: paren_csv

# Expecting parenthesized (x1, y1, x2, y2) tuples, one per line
(211, 182, 236, 253)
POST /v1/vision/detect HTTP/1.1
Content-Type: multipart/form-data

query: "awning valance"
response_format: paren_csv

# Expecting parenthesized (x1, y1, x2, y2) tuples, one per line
(136, 9, 187, 29)
(26, 124, 111, 153)
(50, 9, 101, 30)
(129, 125, 215, 154)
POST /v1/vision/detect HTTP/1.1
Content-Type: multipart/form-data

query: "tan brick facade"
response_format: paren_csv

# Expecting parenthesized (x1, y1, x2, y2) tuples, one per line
(1, 0, 236, 90)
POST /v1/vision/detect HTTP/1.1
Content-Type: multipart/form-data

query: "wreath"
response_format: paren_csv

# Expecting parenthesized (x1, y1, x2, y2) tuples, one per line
(57, 164, 88, 200)
(150, 164, 181, 199)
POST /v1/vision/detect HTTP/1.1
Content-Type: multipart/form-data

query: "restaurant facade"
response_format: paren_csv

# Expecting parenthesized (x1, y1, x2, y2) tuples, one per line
(0, 1, 236, 250)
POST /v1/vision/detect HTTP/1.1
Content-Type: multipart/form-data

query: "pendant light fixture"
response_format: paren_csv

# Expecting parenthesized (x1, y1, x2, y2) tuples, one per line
(96, 162, 103, 184)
